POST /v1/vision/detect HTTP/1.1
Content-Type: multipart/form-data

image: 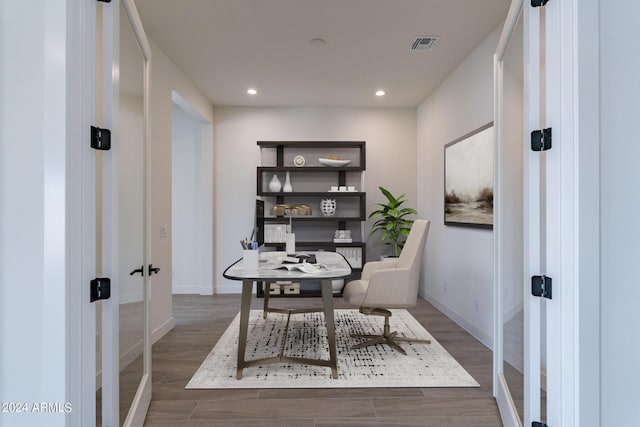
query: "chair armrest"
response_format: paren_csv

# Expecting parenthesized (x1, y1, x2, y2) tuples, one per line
(361, 260, 397, 281)
(362, 267, 412, 307)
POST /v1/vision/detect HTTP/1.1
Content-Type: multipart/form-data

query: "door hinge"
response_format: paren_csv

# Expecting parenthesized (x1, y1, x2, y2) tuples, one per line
(532, 275, 552, 299)
(90, 278, 111, 302)
(531, 0, 549, 7)
(532, 422, 549, 427)
(91, 126, 111, 151)
(531, 128, 552, 151)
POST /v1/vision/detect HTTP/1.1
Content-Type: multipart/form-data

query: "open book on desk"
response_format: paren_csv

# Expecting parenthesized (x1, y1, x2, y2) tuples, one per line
(273, 263, 326, 274)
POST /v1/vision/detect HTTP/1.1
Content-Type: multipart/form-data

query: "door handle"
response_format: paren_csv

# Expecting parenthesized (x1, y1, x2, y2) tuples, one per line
(148, 264, 160, 276)
(129, 266, 144, 276)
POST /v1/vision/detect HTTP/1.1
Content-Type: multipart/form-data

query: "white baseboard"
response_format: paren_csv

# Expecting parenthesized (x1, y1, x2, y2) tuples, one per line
(421, 291, 493, 350)
(152, 316, 175, 345)
(172, 285, 213, 295)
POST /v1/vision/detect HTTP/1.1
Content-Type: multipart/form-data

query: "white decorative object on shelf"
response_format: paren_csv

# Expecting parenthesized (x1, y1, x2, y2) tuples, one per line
(334, 230, 352, 243)
(329, 186, 357, 192)
(318, 158, 351, 167)
(283, 171, 293, 192)
(293, 155, 305, 167)
(320, 199, 337, 216)
(268, 174, 281, 192)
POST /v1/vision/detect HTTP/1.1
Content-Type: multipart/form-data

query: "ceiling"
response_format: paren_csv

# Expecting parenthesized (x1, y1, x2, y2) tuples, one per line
(134, 0, 510, 108)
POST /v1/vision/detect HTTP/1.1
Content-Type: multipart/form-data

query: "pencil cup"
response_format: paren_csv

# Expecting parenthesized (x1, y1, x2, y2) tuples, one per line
(243, 249, 259, 270)
(285, 233, 296, 254)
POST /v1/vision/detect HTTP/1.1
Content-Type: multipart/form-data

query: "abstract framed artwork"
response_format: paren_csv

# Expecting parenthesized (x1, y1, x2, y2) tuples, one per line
(444, 122, 494, 229)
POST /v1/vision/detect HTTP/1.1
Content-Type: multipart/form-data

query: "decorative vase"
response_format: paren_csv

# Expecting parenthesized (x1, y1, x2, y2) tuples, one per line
(268, 174, 281, 192)
(283, 171, 293, 192)
(320, 199, 337, 216)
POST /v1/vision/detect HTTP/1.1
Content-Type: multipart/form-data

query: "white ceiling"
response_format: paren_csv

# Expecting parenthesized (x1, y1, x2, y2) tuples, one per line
(134, 0, 510, 108)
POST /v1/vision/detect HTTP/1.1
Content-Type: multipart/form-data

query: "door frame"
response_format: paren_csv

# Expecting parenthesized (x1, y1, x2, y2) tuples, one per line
(100, 0, 153, 425)
(494, 1, 602, 426)
(543, 0, 600, 425)
(70, 0, 98, 425)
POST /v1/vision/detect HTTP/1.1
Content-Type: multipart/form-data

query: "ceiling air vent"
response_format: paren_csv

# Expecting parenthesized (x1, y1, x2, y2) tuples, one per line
(410, 36, 439, 51)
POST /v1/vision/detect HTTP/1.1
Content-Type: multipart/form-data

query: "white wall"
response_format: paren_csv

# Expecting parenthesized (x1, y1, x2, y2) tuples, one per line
(599, 3, 640, 424)
(148, 40, 214, 340)
(214, 107, 417, 293)
(416, 26, 501, 347)
(0, 1, 93, 425)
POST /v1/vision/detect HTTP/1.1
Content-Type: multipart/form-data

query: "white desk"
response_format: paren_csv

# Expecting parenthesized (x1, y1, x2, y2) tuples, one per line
(223, 251, 352, 379)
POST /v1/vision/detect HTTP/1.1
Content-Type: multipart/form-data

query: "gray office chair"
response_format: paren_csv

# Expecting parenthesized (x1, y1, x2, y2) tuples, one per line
(342, 219, 431, 354)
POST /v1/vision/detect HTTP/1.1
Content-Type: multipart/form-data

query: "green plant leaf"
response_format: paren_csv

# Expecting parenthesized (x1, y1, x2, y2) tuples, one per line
(368, 186, 418, 254)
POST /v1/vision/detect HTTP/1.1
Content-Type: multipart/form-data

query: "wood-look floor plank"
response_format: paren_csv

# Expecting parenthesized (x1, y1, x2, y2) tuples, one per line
(372, 396, 500, 418)
(316, 415, 502, 427)
(189, 397, 376, 420)
(258, 387, 424, 400)
(143, 295, 500, 426)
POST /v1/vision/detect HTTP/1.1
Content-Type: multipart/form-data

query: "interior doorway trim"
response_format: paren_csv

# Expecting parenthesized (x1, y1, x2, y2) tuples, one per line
(171, 90, 214, 295)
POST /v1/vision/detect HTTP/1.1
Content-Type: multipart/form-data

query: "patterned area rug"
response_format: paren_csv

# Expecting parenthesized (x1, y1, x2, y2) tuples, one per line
(186, 309, 479, 389)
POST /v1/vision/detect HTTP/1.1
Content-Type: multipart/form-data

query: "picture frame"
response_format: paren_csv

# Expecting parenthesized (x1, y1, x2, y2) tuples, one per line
(444, 122, 494, 229)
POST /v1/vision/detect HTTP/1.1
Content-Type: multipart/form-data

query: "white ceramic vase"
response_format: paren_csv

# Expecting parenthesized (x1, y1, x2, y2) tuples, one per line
(268, 174, 281, 192)
(283, 171, 293, 192)
(320, 199, 337, 216)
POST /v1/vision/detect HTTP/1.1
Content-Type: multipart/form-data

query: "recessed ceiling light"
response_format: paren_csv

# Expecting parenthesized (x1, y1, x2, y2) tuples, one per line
(309, 38, 326, 48)
(375, 90, 386, 97)
(247, 88, 257, 95)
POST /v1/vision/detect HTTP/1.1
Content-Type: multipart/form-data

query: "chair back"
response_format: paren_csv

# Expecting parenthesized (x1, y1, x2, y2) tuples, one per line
(395, 219, 430, 304)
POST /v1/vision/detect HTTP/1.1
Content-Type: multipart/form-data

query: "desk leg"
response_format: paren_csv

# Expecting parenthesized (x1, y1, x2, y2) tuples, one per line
(237, 280, 253, 379)
(321, 280, 338, 379)
(263, 281, 269, 319)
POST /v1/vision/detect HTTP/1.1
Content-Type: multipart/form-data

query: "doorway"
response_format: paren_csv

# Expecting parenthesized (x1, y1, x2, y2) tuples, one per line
(171, 92, 214, 295)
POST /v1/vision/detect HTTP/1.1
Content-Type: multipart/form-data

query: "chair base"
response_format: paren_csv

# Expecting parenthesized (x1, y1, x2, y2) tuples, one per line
(351, 307, 431, 355)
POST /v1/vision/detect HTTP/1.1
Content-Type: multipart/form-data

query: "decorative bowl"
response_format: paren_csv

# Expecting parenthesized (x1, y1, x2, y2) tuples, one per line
(318, 158, 351, 167)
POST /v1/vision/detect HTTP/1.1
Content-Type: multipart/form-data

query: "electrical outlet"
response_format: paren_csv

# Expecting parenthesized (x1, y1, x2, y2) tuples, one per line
(444, 282, 448, 293)
(474, 299, 479, 312)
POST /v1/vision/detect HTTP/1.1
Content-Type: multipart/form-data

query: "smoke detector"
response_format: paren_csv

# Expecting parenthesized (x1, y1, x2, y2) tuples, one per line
(410, 36, 439, 51)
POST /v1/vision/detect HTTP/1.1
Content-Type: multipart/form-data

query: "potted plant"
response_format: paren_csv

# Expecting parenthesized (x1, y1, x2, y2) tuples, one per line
(369, 186, 418, 258)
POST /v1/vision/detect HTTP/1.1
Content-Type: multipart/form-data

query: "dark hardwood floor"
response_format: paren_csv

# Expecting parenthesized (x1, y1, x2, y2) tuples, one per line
(143, 294, 501, 426)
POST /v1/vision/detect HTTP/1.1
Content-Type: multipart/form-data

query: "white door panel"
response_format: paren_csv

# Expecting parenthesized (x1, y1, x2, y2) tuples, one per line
(99, 0, 152, 425)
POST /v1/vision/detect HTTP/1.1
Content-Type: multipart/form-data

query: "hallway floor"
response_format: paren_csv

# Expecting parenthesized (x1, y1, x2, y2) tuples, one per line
(143, 294, 501, 426)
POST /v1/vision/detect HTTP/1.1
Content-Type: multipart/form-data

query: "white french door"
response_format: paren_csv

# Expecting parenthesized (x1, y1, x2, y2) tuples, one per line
(494, 1, 546, 425)
(523, 2, 545, 424)
(99, 0, 153, 425)
(496, 1, 598, 425)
